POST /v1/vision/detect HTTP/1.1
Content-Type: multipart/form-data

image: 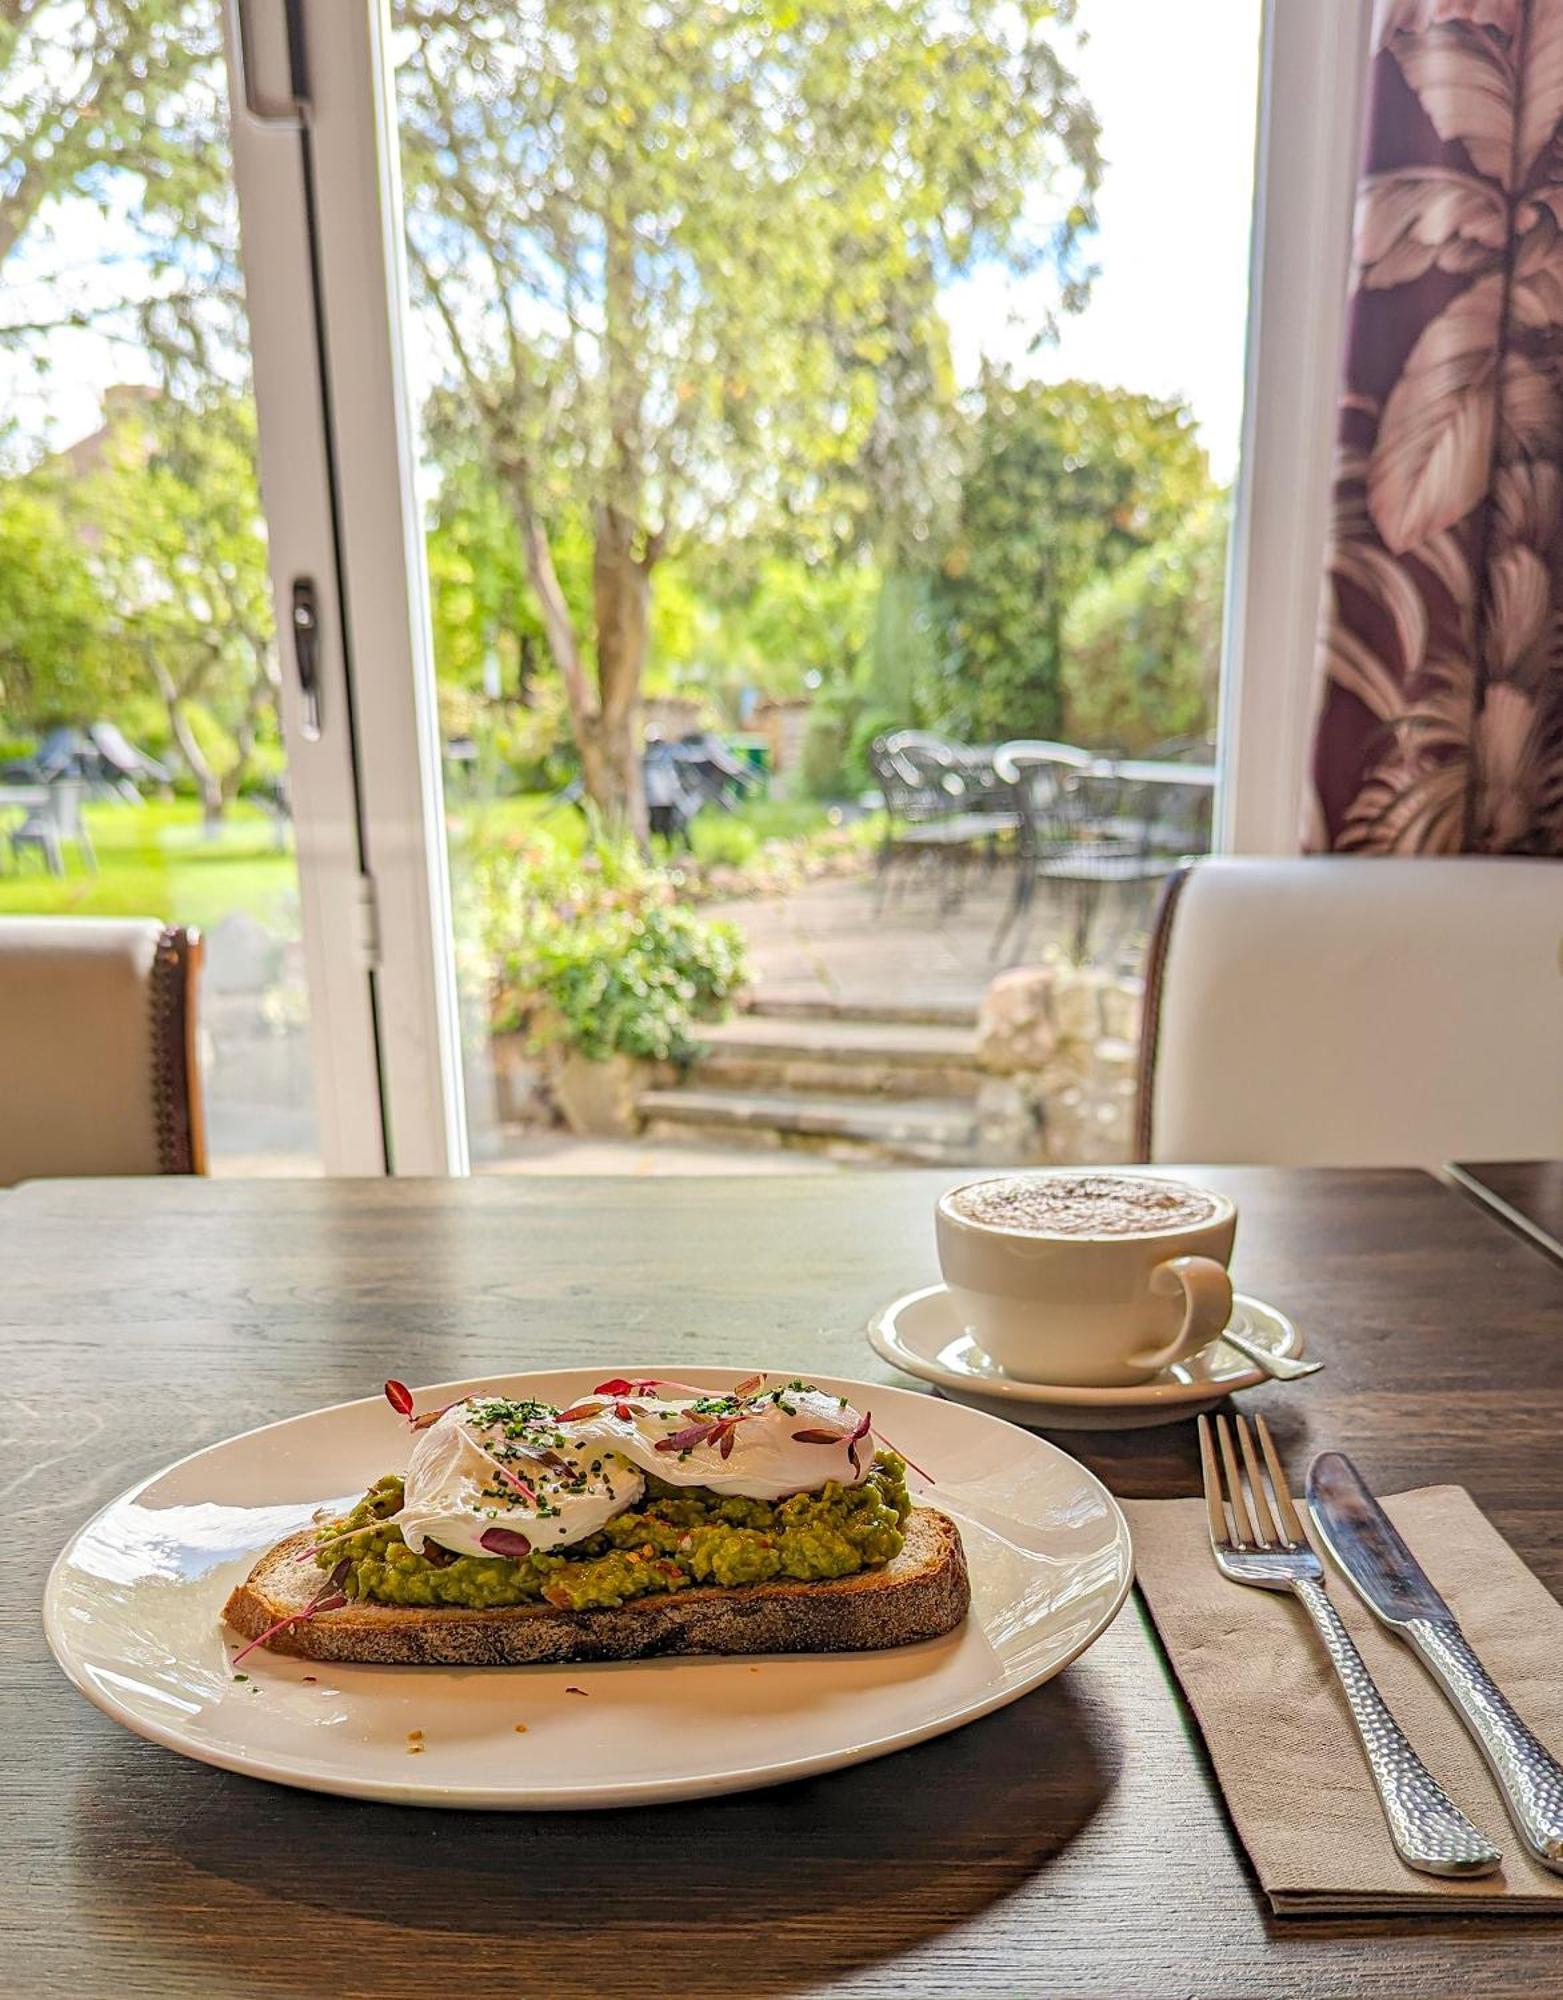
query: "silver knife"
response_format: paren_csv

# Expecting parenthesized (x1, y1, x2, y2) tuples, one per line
(1308, 1451, 1563, 1874)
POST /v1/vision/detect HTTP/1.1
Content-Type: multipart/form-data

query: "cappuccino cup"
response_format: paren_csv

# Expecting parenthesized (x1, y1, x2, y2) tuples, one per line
(935, 1170, 1236, 1387)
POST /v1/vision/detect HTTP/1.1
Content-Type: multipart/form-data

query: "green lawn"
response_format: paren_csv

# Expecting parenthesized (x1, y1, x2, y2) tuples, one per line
(0, 798, 300, 929)
(0, 789, 843, 931)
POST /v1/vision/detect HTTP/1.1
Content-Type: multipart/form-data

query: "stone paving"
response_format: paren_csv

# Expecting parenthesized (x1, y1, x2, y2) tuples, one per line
(702, 867, 1065, 1017)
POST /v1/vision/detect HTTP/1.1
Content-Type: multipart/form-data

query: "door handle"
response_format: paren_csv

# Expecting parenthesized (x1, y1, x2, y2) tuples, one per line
(291, 577, 323, 740)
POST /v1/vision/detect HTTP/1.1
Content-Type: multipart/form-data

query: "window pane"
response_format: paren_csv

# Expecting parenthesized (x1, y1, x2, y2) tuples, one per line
(0, 1, 320, 1172)
(390, 0, 1260, 1177)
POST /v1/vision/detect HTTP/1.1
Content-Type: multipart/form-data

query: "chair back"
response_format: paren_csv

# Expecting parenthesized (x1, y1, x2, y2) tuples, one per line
(0, 919, 206, 1184)
(1136, 857, 1563, 1166)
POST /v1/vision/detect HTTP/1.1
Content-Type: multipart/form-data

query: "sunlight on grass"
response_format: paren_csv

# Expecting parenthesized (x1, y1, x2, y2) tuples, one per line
(0, 791, 848, 931)
(0, 799, 300, 929)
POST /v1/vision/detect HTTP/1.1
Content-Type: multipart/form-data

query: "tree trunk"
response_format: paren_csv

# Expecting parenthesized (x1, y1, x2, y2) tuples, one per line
(146, 648, 224, 835)
(221, 638, 281, 809)
(508, 481, 651, 844)
(587, 503, 650, 842)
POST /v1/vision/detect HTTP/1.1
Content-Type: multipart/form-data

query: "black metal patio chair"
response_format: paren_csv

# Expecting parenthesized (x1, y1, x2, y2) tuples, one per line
(990, 746, 1212, 966)
(868, 731, 1021, 912)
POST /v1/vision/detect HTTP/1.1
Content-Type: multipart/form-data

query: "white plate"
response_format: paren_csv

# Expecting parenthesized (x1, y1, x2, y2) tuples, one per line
(44, 1367, 1132, 1810)
(868, 1285, 1305, 1430)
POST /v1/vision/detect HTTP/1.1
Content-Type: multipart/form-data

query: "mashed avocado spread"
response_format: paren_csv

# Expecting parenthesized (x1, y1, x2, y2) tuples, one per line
(318, 1452, 911, 1612)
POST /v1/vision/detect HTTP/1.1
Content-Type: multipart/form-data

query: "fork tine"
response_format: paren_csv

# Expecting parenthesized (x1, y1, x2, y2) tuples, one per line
(1255, 1414, 1306, 1546)
(1214, 1413, 1255, 1546)
(1196, 1413, 1227, 1543)
(1235, 1415, 1279, 1547)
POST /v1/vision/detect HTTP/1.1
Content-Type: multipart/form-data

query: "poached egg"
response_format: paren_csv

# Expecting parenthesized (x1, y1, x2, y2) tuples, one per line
(389, 1380, 876, 1559)
(558, 1379, 874, 1502)
(392, 1397, 644, 1559)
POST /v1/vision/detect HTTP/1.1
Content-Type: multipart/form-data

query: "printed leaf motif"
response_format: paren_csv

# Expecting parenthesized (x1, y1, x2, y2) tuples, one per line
(1331, 536, 1429, 674)
(1367, 272, 1502, 552)
(1508, 208, 1563, 329)
(1341, 757, 1469, 852)
(1387, 23, 1517, 184)
(1378, 0, 1521, 40)
(1417, 528, 1476, 612)
(1497, 350, 1563, 460)
(1486, 545, 1551, 670)
(1354, 168, 1507, 287)
(1321, 619, 1410, 722)
(1474, 681, 1541, 846)
(1516, 3, 1563, 180)
(1315, 1, 1563, 857)
(1493, 460, 1563, 547)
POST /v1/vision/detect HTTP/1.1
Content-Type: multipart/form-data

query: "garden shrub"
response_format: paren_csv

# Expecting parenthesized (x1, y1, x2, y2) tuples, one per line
(468, 826, 746, 1064)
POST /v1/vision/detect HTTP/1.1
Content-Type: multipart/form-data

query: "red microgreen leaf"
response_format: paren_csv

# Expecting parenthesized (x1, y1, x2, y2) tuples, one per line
(655, 1420, 720, 1453)
(594, 1378, 635, 1396)
(384, 1379, 414, 1419)
(556, 1401, 606, 1423)
(732, 1372, 765, 1398)
(871, 1424, 935, 1484)
(479, 1526, 533, 1559)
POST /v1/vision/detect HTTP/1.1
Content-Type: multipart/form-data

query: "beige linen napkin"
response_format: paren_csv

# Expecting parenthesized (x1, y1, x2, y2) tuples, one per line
(1125, 1486, 1563, 1914)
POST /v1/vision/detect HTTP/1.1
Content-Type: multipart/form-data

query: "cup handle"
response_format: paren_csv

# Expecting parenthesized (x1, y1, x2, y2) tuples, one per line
(1131, 1255, 1234, 1376)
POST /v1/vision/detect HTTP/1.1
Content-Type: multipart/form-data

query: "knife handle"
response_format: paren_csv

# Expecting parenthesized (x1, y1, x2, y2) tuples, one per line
(1293, 1579, 1501, 1877)
(1407, 1618, 1563, 1874)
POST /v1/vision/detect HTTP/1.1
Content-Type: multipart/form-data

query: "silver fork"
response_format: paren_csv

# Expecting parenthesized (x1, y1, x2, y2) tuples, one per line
(1198, 1413, 1500, 1878)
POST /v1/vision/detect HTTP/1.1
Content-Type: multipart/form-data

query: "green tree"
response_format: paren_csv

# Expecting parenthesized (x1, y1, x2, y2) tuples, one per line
(79, 394, 279, 827)
(396, 0, 1100, 834)
(0, 1, 235, 370)
(1061, 499, 1229, 753)
(933, 373, 1214, 742)
(0, 477, 127, 726)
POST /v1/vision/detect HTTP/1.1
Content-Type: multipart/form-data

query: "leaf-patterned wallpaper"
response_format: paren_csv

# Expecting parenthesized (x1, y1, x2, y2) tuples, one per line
(1310, 0, 1563, 854)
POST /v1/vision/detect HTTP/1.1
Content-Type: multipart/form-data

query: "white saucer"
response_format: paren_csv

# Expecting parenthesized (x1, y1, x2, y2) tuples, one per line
(867, 1284, 1305, 1430)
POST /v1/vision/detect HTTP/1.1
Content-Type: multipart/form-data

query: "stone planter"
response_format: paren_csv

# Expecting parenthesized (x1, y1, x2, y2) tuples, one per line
(551, 1049, 671, 1138)
(489, 1032, 553, 1128)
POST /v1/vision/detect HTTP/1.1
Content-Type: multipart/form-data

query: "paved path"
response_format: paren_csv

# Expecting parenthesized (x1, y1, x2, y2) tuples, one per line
(704, 869, 1054, 1016)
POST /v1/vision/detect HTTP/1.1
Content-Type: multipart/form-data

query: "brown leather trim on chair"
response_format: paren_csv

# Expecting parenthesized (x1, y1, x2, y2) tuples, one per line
(1133, 862, 1197, 1165)
(149, 926, 207, 1174)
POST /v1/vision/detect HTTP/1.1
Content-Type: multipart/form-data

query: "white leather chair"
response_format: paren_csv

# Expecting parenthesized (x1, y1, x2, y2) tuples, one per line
(0, 918, 206, 1184)
(1134, 858, 1563, 1167)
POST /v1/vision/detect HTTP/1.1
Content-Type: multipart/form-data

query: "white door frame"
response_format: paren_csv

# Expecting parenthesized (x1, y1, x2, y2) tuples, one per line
(224, 0, 467, 1174)
(223, 0, 387, 1173)
(227, 0, 1372, 1174)
(1216, 0, 1374, 855)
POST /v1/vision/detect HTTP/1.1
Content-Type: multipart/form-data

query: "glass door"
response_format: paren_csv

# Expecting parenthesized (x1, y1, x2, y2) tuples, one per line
(0, 0, 375, 1171)
(187, 0, 1367, 1182)
(371, 0, 1274, 1177)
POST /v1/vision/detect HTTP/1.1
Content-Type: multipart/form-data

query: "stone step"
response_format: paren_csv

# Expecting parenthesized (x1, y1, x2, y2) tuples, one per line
(742, 990, 979, 1030)
(692, 1013, 982, 1100)
(637, 1085, 983, 1165)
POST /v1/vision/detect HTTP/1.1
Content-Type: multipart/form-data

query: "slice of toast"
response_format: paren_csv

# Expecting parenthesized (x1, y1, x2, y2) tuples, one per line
(223, 1506, 969, 1667)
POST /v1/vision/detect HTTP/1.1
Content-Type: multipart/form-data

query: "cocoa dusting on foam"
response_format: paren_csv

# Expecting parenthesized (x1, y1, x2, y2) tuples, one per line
(948, 1173, 1217, 1238)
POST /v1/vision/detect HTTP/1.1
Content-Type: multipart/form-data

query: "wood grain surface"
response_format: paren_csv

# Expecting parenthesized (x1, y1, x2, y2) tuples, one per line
(5, 1168, 1563, 1999)
(1448, 1159, 1563, 1265)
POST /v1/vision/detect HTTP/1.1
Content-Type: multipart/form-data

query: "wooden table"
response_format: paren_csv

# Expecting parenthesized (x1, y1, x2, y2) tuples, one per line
(1448, 1159, 1563, 1264)
(5, 1169, 1563, 1999)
